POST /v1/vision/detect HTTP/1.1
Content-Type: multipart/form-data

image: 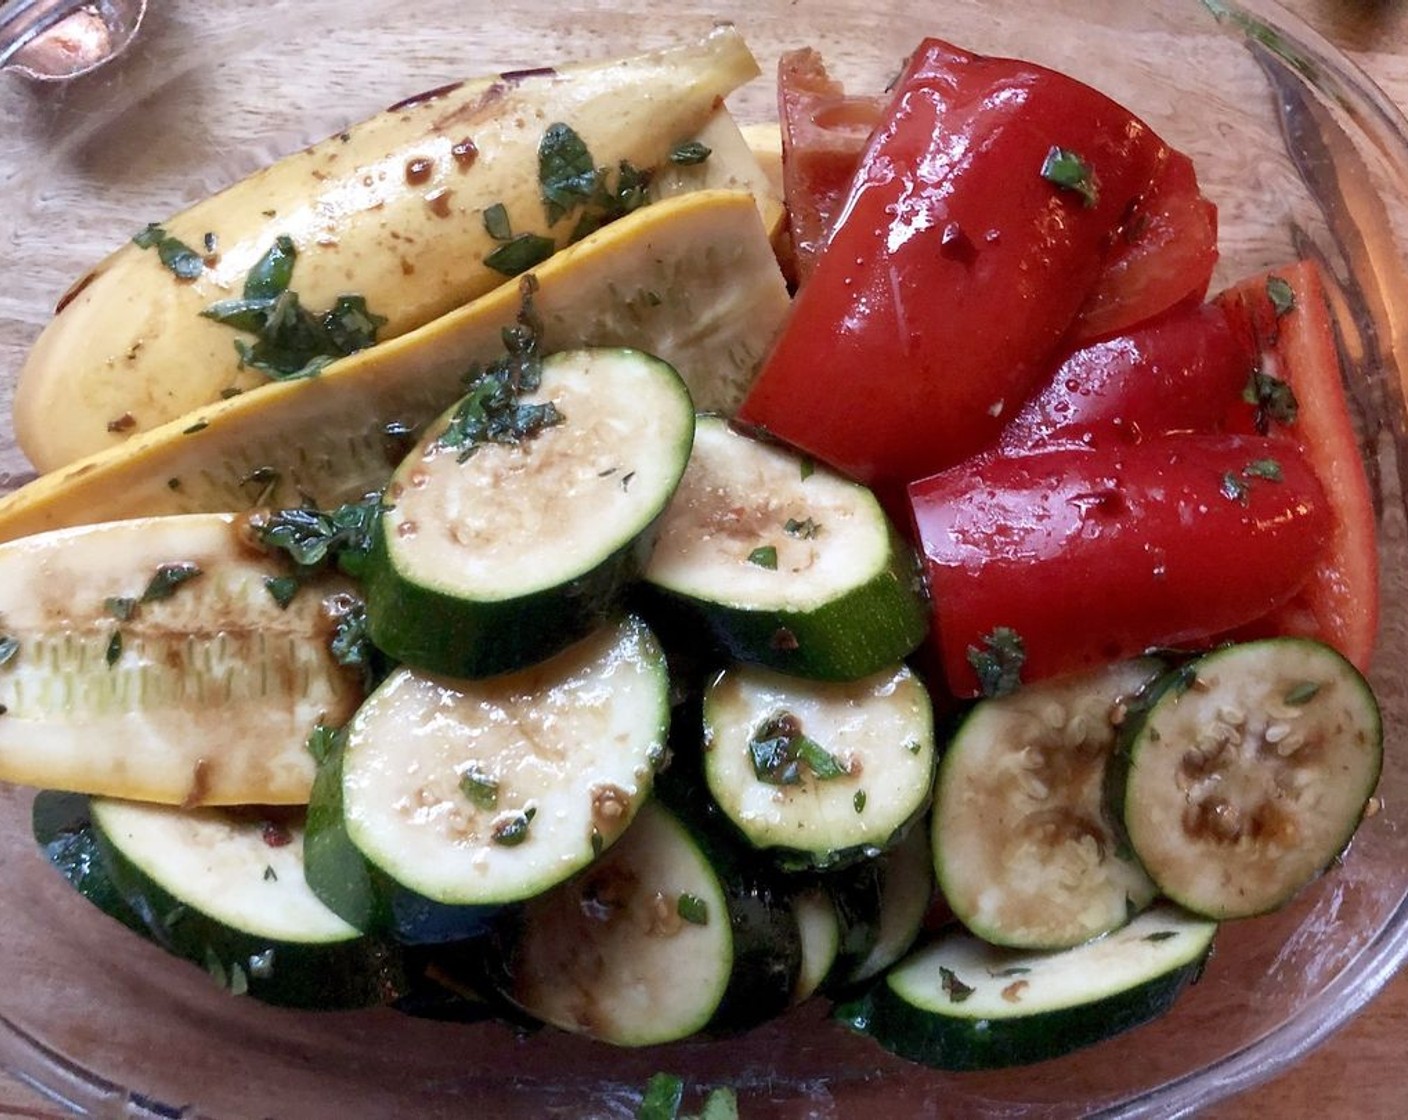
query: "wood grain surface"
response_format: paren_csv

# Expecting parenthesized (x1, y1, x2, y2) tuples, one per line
(0, 0, 1404, 1116)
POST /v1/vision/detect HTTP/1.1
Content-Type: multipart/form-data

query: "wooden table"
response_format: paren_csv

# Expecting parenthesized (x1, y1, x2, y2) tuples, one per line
(0, 0, 1405, 1115)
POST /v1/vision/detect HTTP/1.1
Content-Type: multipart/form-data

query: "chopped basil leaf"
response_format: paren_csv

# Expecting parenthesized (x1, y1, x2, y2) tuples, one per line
(305, 722, 342, 766)
(322, 295, 385, 355)
(636, 1074, 686, 1120)
(133, 223, 205, 280)
(1285, 680, 1323, 706)
(669, 140, 712, 166)
(1144, 930, 1179, 943)
(255, 493, 386, 570)
(747, 545, 778, 569)
(1040, 147, 1099, 208)
(492, 806, 536, 847)
(142, 562, 202, 603)
(263, 575, 301, 609)
(799, 457, 815, 481)
(539, 122, 599, 225)
(1267, 275, 1296, 316)
(967, 626, 1025, 697)
(263, 865, 278, 882)
(1243, 368, 1299, 431)
(676, 893, 709, 926)
(105, 630, 122, 667)
(749, 712, 848, 786)
(484, 232, 556, 277)
(906, 739, 923, 755)
(459, 765, 500, 810)
(853, 789, 867, 814)
(783, 517, 820, 539)
(939, 966, 976, 1003)
(1242, 457, 1284, 482)
(105, 596, 137, 621)
(482, 201, 515, 242)
(329, 599, 373, 670)
(243, 234, 298, 300)
(1220, 471, 1250, 504)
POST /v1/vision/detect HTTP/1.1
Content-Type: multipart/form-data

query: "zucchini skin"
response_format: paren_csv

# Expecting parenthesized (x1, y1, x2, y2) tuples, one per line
(834, 947, 1206, 1071)
(90, 810, 408, 1011)
(32, 791, 147, 937)
(643, 524, 929, 682)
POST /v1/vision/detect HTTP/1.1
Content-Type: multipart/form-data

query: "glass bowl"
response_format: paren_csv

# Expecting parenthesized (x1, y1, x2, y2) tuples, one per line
(2, 0, 1408, 1115)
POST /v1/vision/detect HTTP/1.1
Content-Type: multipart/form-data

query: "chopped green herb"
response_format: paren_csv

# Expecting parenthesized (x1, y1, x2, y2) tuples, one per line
(939, 966, 976, 1003)
(244, 233, 298, 300)
(696, 1088, 739, 1120)
(537, 122, 653, 242)
(492, 806, 537, 847)
(304, 722, 342, 766)
(263, 576, 301, 609)
(800, 457, 815, 481)
(1040, 147, 1099, 208)
(906, 739, 923, 755)
(1285, 680, 1323, 706)
(133, 223, 205, 280)
(749, 711, 848, 786)
(104, 596, 138, 621)
(322, 295, 386, 355)
(1145, 930, 1179, 943)
(254, 493, 385, 570)
(484, 232, 557, 277)
(590, 828, 605, 858)
(636, 1074, 686, 1120)
(783, 517, 820, 539)
(620, 471, 636, 491)
(263, 865, 278, 882)
(967, 627, 1026, 697)
(182, 420, 209, 435)
(458, 765, 500, 810)
(142, 562, 202, 603)
(676, 893, 709, 926)
(1220, 471, 1250, 504)
(746, 545, 778, 570)
(105, 630, 123, 667)
(482, 201, 515, 242)
(669, 140, 712, 165)
(1242, 458, 1284, 482)
(1243, 368, 1299, 432)
(1267, 275, 1296, 316)
(988, 966, 1033, 978)
(853, 789, 867, 814)
(248, 949, 276, 979)
(329, 599, 373, 670)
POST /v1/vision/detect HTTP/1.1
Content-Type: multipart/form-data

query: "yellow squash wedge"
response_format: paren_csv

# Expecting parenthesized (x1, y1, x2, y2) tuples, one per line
(0, 514, 362, 805)
(14, 28, 760, 470)
(0, 190, 788, 543)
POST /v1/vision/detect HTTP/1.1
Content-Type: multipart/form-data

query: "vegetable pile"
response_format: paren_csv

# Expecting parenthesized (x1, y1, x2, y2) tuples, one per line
(0, 22, 1386, 1097)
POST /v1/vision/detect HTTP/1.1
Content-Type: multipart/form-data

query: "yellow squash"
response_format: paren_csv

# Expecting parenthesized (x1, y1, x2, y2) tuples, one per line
(0, 189, 789, 542)
(13, 28, 760, 470)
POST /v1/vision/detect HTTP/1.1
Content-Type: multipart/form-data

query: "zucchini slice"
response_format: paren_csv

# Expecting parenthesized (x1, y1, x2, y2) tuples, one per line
(365, 349, 693, 678)
(341, 617, 669, 907)
(1118, 638, 1382, 920)
(0, 513, 362, 805)
(487, 800, 800, 1045)
(836, 903, 1217, 1071)
(934, 660, 1161, 950)
(89, 798, 405, 1009)
(32, 791, 147, 937)
(842, 819, 936, 985)
(701, 662, 935, 870)
(643, 416, 928, 681)
(790, 886, 842, 1003)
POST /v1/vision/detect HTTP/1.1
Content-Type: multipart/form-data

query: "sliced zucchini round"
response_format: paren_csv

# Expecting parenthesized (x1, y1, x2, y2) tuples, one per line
(643, 416, 928, 681)
(934, 660, 1160, 950)
(89, 798, 405, 1009)
(1118, 638, 1382, 920)
(843, 818, 935, 985)
(366, 348, 694, 678)
(790, 886, 841, 1003)
(342, 616, 669, 907)
(487, 799, 800, 1045)
(835, 903, 1217, 1071)
(702, 661, 935, 870)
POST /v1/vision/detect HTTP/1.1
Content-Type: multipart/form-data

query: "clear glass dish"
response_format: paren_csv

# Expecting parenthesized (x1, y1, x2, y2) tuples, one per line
(2, 0, 1407, 1115)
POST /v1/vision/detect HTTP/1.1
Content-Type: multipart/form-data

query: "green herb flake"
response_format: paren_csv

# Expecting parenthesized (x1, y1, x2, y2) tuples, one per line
(141, 562, 202, 603)
(1040, 147, 1099, 208)
(104, 630, 122, 667)
(939, 966, 976, 1003)
(539, 122, 600, 225)
(132, 223, 205, 280)
(1220, 471, 1250, 504)
(482, 201, 515, 242)
(669, 140, 712, 166)
(1285, 680, 1323, 706)
(800, 457, 815, 481)
(305, 722, 342, 766)
(182, 420, 209, 435)
(1243, 368, 1300, 431)
(747, 545, 778, 570)
(590, 828, 605, 858)
(248, 949, 275, 979)
(255, 493, 385, 569)
(105, 596, 138, 621)
(264, 576, 301, 609)
(783, 517, 821, 539)
(697, 1088, 739, 1120)
(329, 599, 373, 671)
(988, 966, 1033, 978)
(458, 765, 500, 811)
(1243, 458, 1284, 482)
(853, 789, 867, 814)
(1267, 275, 1296, 316)
(636, 1073, 685, 1120)
(263, 865, 278, 882)
(906, 739, 923, 755)
(1145, 930, 1179, 943)
(676, 893, 709, 926)
(492, 806, 537, 847)
(967, 627, 1026, 697)
(484, 232, 556, 277)
(749, 711, 848, 786)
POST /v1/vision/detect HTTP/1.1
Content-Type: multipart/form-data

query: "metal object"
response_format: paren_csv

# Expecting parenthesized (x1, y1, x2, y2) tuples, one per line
(0, 0, 147, 80)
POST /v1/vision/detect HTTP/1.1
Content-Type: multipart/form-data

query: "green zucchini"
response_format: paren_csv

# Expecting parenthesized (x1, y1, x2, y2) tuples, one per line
(642, 416, 928, 681)
(934, 659, 1160, 949)
(486, 799, 800, 1045)
(1116, 638, 1382, 920)
(701, 661, 935, 870)
(32, 790, 146, 937)
(89, 797, 406, 1009)
(836, 903, 1217, 1070)
(341, 616, 669, 907)
(790, 886, 841, 1003)
(365, 348, 694, 678)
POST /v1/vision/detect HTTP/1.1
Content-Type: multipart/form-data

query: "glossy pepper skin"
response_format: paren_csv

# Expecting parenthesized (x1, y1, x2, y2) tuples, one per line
(738, 37, 1174, 491)
(909, 433, 1332, 697)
